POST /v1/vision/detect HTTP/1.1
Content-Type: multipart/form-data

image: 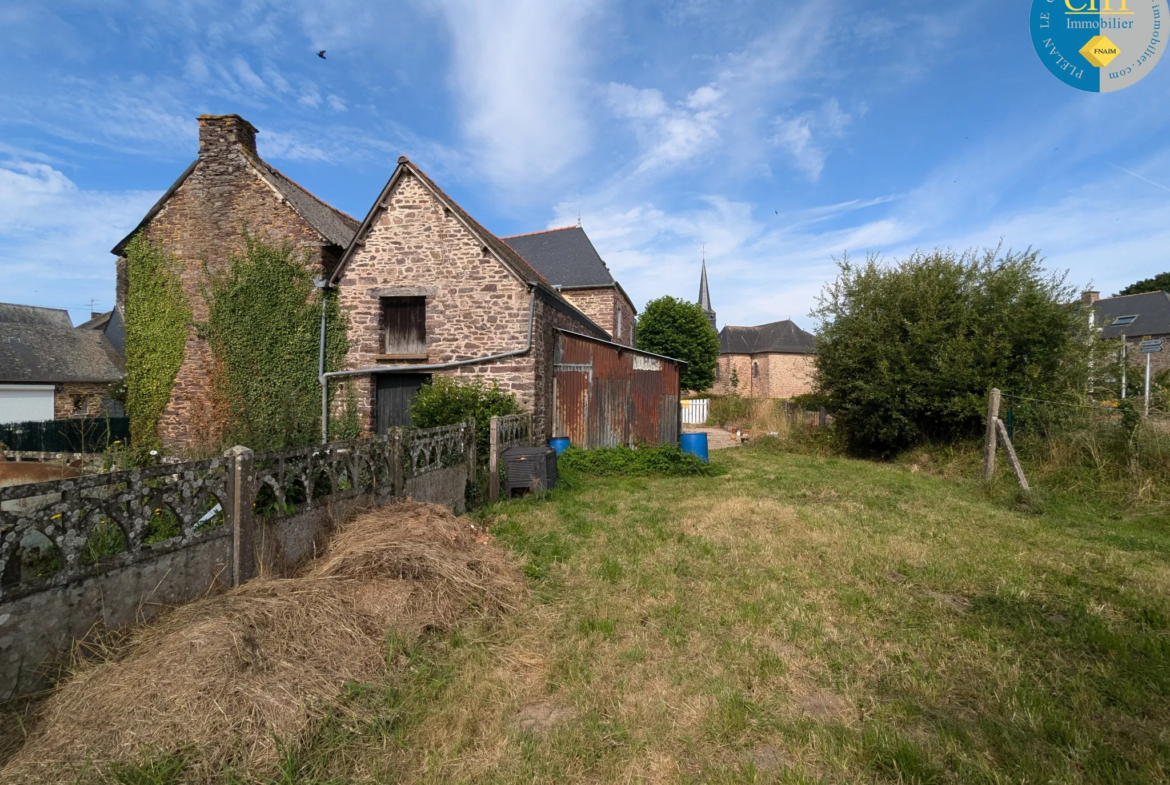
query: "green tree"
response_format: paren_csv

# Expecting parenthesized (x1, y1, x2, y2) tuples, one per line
(204, 234, 349, 452)
(813, 248, 1092, 457)
(409, 376, 522, 463)
(635, 296, 720, 392)
(1116, 272, 1170, 297)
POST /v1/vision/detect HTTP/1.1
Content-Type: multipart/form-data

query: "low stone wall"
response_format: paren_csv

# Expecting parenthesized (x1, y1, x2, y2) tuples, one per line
(0, 421, 475, 700)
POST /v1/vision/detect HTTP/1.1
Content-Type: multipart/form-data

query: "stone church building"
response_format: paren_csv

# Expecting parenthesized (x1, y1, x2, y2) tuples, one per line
(697, 264, 818, 399)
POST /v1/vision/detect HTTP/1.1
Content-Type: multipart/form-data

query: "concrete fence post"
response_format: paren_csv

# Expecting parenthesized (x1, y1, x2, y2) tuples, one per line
(466, 418, 476, 485)
(387, 429, 403, 497)
(224, 445, 256, 587)
(489, 416, 500, 503)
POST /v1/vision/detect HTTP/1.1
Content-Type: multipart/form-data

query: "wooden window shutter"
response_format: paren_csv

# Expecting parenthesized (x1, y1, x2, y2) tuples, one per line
(382, 297, 426, 355)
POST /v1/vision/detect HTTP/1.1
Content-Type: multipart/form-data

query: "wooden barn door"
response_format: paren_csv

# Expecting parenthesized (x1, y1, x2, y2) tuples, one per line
(376, 374, 430, 434)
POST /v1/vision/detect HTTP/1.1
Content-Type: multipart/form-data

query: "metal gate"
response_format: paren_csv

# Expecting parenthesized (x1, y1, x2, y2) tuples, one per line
(375, 373, 430, 434)
(681, 399, 709, 425)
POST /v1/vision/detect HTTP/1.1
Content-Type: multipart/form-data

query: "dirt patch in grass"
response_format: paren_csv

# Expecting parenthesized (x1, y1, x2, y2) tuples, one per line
(1, 502, 524, 783)
(796, 688, 854, 723)
(512, 701, 577, 734)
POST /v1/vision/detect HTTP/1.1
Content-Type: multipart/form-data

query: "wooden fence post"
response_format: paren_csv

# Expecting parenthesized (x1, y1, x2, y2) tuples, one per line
(982, 388, 1001, 481)
(994, 418, 1030, 491)
(489, 415, 500, 503)
(224, 445, 256, 587)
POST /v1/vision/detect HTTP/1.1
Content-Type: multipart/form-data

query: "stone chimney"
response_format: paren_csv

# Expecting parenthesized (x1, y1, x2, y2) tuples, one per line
(1081, 290, 1100, 305)
(198, 114, 258, 159)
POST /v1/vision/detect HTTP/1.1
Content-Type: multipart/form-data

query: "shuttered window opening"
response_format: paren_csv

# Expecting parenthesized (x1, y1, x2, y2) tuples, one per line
(381, 297, 426, 357)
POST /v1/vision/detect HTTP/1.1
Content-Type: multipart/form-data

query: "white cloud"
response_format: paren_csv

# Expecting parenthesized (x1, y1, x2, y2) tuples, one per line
(0, 160, 160, 318)
(428, 0, 605, 185)
(771, 98, 853, 181)
(606, 81, 724, 173)
(232, 58, 267, 92)
(327, 94, 347, 112)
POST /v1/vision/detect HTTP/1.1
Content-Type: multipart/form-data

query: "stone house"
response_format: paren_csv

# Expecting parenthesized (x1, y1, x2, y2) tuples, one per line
(1087, 289, 1170, 377)
(502, 226, 637, 347)
(0, 304, 124, 424)
(111, 114, 359, 450)
(326, 157, 612, 439)
(710, 320, 817, 399)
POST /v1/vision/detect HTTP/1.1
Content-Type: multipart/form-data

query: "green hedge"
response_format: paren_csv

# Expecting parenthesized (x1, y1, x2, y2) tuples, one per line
(557, 445, 712, 477)
(0, 417, 130, 453)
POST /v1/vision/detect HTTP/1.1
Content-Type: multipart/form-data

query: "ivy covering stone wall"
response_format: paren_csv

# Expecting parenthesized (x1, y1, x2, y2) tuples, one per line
(123, 234, 191, 451)
(204, 234, 350, 452)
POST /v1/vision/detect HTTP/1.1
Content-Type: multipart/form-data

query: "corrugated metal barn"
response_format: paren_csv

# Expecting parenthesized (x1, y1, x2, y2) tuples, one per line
(553, 330, 683, 448)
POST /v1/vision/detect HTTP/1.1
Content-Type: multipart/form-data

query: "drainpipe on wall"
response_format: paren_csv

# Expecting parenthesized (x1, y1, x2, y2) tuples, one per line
(314, 278, 328, 444)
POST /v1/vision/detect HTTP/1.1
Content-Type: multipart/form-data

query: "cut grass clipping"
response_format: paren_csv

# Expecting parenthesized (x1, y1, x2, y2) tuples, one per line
(1, 502, 524, 782)
(557, 444, 712, 477)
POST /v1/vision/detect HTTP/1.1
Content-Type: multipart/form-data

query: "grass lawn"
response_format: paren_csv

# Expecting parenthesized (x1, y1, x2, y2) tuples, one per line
(15, 445, 1170, 783)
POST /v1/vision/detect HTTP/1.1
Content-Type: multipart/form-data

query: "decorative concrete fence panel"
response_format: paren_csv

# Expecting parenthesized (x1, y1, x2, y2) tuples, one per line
(0, 421, 474, 701)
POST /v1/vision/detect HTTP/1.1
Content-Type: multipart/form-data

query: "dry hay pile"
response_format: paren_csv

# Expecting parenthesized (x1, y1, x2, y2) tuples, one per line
(1, 502, 523, 782)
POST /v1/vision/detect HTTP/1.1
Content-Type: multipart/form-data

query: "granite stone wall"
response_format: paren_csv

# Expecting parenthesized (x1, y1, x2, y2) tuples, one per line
(117, 115, 340, 452)
(54, 382, 111, 419)
(336, 171, 542, 435)
(561, 287, 637, 347)
(712, 353, 816, 399)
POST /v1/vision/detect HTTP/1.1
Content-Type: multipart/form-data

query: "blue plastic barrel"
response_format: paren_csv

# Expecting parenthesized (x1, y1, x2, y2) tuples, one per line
(549, 437, 571, 455)
(680, 432, 709, 463)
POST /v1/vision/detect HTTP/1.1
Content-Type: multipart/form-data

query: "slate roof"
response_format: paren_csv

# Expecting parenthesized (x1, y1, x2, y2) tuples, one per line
(330, 157, 609, 340)
(1095, 291, 1170, 339)
(502, 226, 617, 288)
(0, 323, 124, 384)
(719, 320, 817, 355)
(0, 303, 73, 329)
(110, 155, 359, 255)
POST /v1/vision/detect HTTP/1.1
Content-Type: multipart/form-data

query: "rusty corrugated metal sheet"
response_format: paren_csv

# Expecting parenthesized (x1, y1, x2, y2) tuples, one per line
(553, 331, 682, 449)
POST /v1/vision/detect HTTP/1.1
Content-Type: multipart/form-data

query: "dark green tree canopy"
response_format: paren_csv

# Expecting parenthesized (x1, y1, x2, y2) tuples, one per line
(1116, 272, 1170, 297)
(635, 296, 720, 392)
(813, 248, 1092, 457)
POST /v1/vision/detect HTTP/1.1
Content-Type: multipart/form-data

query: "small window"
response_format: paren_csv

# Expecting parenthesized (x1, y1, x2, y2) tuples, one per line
(752, 361, 759, 378)
(616, 308, 622, 339)
(1113, 315, 1137, 326)
(381, 297, 426, 356)
(71, 396, 86, 415)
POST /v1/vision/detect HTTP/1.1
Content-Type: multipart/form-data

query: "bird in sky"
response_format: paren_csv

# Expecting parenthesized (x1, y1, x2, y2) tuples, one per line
(317, 50, 327, 59)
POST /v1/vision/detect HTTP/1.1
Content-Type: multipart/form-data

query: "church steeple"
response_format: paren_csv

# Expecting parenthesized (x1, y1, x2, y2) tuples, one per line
(698, 250, 716, 331)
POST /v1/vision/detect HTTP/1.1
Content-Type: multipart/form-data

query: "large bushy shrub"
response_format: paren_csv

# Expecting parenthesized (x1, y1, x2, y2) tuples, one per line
(636, 296, 720, 392)
(409, 377, 523, 462)
(813, 248, 1092, 457)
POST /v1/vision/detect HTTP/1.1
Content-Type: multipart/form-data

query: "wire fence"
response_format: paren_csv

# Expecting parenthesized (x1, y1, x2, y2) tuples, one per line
(996, 390, 1170, 503)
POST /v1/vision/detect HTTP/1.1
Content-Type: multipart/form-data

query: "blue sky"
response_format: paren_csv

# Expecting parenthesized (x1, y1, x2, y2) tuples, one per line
(1, 0, 1168, 330)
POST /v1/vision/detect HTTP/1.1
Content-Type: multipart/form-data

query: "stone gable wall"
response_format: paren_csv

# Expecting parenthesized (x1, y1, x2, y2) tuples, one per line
(116, 118, 336, 452)
(711, 353, 816, 399)
(335, 172, 538, 434)
(54, 382, 111, 419)
(560, 287, 637, 348)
